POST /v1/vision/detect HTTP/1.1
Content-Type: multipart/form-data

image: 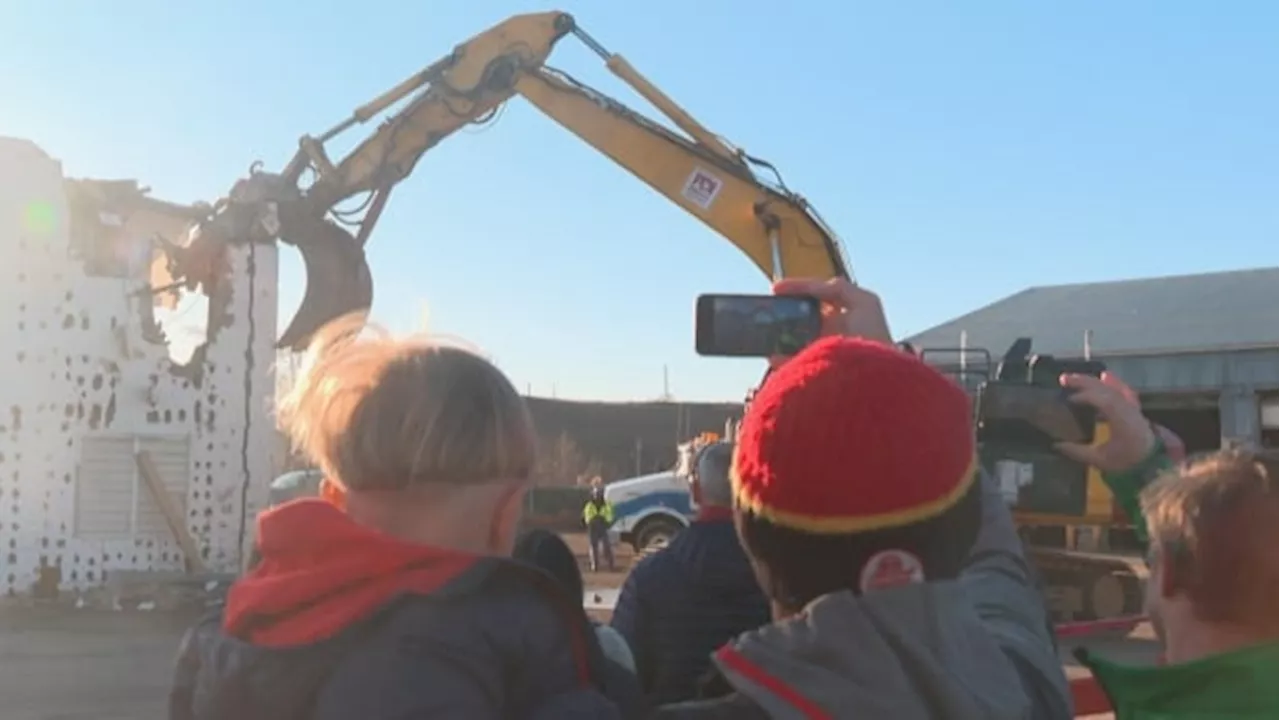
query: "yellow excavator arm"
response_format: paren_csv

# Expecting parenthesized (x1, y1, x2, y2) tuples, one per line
(167, 11, 849, 350)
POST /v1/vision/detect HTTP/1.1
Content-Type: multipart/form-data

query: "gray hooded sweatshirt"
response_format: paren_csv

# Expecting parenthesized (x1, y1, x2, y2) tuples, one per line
(652, 471, 1072, 720)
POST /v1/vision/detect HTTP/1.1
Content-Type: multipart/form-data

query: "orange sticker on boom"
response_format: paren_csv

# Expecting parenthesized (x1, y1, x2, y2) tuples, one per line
(858, 549, 925, 593)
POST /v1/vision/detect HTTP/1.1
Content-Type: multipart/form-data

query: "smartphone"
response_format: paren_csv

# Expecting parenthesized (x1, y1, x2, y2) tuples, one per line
(976, 382, 1097, 447)
(694, 294, 822, 358)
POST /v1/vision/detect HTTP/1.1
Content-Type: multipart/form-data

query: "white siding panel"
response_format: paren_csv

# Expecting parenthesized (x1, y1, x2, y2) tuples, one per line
(74, 435, 190, 541)
(76, 437, 135, 539)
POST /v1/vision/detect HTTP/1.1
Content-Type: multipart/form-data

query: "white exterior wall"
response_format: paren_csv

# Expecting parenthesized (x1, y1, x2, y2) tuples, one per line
(0, 138, 278, 596)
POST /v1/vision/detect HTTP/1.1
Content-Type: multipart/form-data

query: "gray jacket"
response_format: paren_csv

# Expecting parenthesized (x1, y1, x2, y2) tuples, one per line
(652, 471, 1071, 719)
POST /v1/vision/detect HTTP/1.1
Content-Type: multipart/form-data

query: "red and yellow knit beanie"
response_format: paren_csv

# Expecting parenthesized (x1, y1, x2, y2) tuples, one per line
(733, 336, 977, 534)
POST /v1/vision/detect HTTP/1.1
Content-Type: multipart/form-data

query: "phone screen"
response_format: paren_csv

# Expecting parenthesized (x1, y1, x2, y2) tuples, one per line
(977, 383, 1096, 445)
(695, 294, 822, 358)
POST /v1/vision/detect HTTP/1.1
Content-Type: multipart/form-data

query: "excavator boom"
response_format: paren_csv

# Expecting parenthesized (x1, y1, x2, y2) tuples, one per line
(295, 12, 575, 208)
(164, 11, 849, 351)
(515, 65, 847, 281)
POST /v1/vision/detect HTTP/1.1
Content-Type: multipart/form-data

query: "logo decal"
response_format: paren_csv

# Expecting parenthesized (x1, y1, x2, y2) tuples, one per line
(858, 549, 925, 593)
(681, 167, 724, 210)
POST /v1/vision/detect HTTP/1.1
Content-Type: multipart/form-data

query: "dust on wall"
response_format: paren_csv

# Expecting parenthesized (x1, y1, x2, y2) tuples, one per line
(0, 138, 279, 596)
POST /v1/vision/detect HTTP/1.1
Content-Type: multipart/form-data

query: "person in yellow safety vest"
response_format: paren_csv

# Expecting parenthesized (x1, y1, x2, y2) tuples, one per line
(583, 485, 617, 572)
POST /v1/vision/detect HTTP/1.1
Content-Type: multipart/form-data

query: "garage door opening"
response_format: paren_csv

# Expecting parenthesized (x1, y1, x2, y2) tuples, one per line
(1142, 392, 1223, 457)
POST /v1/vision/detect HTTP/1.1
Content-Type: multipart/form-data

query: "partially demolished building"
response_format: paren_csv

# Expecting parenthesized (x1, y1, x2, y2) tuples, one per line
(0, 138, 279, 597)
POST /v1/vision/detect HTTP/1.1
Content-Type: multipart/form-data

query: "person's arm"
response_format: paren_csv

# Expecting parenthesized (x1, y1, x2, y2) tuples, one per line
(1098, 430, 1174, 543)
(1055, 374, 1180, 544)
(594, 624, 638, 674)
(603, 503, 616, 526)
(167, 622, 204, 720)
(610, 565, 653, 692)
(584, 503, 596, 527)
(959, 470, 1073, 720)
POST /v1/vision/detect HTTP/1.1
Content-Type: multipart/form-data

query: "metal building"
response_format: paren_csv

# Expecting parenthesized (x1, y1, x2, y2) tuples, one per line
(906, 267, 1279, 452)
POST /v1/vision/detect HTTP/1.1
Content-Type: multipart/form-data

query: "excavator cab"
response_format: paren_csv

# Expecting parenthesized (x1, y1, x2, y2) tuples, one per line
(918, 346, 994, 399)
(973, 338, 1105, 518)
(882, 340, 1148, 623)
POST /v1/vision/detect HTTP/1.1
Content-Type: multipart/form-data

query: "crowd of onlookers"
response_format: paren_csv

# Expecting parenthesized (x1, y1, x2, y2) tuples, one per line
(168, 278, 1276, 719)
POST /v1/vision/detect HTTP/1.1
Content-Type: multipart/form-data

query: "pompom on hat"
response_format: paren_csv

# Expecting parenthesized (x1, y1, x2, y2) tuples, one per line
(732, 336, 977, 534)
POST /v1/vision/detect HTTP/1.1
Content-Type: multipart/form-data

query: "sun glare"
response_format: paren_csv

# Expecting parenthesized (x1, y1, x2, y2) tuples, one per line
(23, 200, 57, 235)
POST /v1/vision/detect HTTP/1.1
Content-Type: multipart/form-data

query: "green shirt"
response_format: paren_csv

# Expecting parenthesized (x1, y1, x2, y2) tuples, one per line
(1088, 439, 1278, 718)
(1100, 437, 1173, 545)
(1078, 642, 1278, 719)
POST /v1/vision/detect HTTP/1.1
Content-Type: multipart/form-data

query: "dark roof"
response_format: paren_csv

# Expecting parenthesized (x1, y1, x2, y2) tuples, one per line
(906, 267, 1279, 358)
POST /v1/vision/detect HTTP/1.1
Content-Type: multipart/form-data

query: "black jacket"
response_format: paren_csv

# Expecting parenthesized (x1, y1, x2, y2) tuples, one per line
(171, 589, 621, 719)
(170, 500, 644, 720)
(609, 519, 770, 704)
(650, 693, 768, 719)
(648, 664, 768, 719)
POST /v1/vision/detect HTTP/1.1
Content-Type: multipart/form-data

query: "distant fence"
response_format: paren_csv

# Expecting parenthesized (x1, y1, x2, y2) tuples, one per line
(520, 486, 592, 533)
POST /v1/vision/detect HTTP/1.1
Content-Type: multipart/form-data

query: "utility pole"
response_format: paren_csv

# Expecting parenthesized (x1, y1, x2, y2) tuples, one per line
(659, 365, 674, 402)
(634, 437, 643, 476)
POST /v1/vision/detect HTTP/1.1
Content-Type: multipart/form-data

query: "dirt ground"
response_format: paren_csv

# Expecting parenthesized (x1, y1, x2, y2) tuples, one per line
(0, 607, 197, 720)
(0, 533, 1156, 719)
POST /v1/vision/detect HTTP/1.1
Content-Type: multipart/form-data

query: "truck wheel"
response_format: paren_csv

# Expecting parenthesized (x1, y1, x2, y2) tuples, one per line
(633, 517, 683, 556)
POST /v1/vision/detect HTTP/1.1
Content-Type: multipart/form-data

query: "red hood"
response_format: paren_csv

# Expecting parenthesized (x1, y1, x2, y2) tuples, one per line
(225, 499, 479, 647)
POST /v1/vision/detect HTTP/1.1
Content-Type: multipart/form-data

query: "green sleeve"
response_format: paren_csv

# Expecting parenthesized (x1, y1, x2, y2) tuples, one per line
(1100, 436, 1174, 543)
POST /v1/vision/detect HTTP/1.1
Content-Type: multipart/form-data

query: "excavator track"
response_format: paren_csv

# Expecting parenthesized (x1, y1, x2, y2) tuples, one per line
(1030, 547, 1146, 633)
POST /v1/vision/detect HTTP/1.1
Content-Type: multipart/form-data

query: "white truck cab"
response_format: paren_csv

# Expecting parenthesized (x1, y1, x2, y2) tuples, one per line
(604, 433, 722, 553)
(604, 470, 693, 553)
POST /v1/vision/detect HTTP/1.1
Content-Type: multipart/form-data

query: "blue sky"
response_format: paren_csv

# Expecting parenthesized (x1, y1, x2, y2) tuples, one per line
(2, 1, 1275, 401)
